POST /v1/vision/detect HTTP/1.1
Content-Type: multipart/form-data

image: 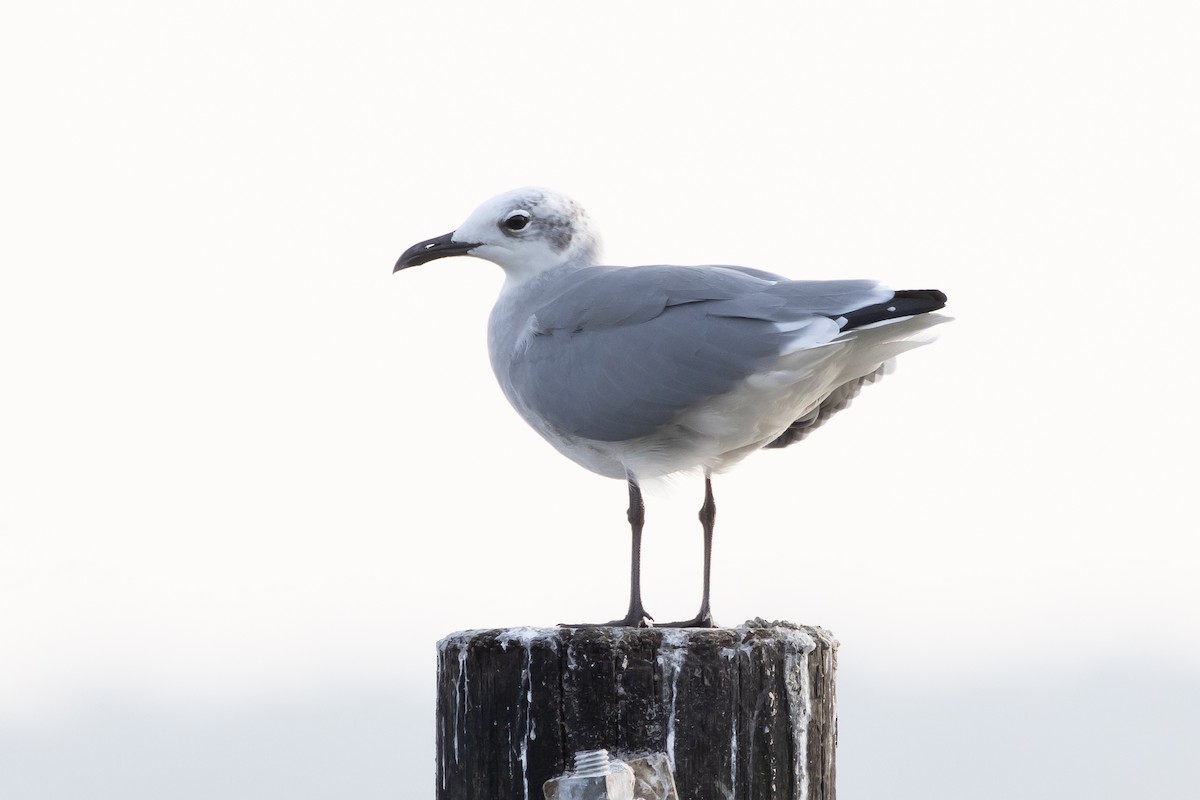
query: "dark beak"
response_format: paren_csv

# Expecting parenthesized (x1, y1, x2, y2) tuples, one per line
(394, 232, 481, 272)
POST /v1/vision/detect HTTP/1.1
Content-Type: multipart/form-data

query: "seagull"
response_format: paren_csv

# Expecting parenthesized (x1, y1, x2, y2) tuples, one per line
(394, 187, 947, 628)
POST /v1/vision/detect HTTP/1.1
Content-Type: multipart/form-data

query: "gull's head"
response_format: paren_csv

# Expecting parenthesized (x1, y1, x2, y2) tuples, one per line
(394, 187, 600, 280)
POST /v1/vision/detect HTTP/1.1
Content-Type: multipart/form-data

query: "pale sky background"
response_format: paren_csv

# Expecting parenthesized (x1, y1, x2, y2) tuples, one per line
(2, 2, 1197, 798)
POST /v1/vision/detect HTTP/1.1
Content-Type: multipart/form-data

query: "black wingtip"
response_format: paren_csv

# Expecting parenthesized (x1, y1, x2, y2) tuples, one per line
(837, 289, 948, 330)
(918, 289, 949, 308)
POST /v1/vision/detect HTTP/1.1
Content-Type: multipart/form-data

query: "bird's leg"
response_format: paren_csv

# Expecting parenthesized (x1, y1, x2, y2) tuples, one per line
(614, 478, 653, 627)
(697, 476, 716, 624)
(660, 475, 718, 628)
(559, 477, 653, 628)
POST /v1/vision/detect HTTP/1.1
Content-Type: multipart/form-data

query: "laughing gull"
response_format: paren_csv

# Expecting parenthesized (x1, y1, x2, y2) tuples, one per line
(395, 187, 947, 628)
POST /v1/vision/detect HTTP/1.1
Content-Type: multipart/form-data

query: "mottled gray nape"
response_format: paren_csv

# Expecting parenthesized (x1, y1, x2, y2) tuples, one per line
(538, 209, 576, 253)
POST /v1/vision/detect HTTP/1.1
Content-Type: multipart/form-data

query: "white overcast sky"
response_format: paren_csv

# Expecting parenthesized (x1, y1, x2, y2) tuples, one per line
(2, 2, 1197, 798)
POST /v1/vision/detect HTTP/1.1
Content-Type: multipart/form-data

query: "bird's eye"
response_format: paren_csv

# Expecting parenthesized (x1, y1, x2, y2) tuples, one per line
(503, 211, 531, 232)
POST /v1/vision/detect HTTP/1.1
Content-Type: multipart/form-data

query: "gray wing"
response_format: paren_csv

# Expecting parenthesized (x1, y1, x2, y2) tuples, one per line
(506, 266, 890, 442)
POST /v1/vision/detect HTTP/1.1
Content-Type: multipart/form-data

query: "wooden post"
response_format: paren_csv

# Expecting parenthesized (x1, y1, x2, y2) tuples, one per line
(435, 624, 837, 800)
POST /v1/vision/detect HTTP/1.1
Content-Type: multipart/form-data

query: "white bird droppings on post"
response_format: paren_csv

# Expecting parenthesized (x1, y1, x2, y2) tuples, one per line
(656, 629, 691, 775)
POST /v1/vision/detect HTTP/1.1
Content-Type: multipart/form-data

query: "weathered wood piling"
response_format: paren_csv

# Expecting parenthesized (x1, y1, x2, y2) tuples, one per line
(435, 624, 837, 800)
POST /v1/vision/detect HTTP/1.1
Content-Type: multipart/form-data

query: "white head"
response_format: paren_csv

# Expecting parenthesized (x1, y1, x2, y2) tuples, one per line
(394, 187, 601, 281)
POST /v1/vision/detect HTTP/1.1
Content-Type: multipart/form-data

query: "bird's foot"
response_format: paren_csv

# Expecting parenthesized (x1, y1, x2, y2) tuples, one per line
(559, 607, 654, 629)
(657, 609, 717, 628)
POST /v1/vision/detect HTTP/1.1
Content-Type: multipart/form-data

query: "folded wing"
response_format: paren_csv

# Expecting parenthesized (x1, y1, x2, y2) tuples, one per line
(505, 266, 942, 443)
